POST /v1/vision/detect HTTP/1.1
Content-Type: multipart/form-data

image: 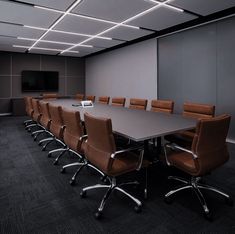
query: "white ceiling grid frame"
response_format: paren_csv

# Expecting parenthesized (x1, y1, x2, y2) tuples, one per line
(61, 0, 183, 54)
(28, 0, 83, 51)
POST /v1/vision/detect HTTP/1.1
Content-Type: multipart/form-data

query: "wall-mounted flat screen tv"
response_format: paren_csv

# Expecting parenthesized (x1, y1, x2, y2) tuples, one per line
(22, 70, 59, 92)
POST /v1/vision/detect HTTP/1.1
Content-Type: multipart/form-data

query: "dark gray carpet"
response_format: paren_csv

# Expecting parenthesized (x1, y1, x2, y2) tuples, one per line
(0, 116, 235, 234)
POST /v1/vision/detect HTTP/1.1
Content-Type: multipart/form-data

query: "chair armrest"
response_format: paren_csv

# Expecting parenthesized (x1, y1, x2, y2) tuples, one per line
(79, 134, 88, 141)
(164, 143, 197, 167)
(111, 145, 143, 159)
(111, 145, 144, 171)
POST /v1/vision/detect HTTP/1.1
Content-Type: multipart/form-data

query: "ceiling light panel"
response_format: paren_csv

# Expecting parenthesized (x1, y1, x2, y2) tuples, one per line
(0, 22, 43, 38)
(36, 41, 70, 50)
(54, 14, 113, 35)
(130, 5, 197, 31)
(103, 27, 154, 41)
(17, 0, 75, 11)
(170, 0, 235, 16)
(0, 1, 61, 28)
(72, 0, 155, 22)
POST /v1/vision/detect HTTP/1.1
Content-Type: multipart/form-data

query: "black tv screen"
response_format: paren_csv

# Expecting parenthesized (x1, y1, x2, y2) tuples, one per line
(22, 70, 59, 92)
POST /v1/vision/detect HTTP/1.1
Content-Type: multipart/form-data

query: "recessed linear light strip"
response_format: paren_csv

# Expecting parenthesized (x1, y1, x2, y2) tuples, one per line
(147, 0, 184, 12)
(61, 1, 183, 54)
(28, 0, 82, 51)
(13, 45, 79, 53)
(23, 25, 112, 40)
(17, 37, 93, 47)
(35, 5, 139, 30)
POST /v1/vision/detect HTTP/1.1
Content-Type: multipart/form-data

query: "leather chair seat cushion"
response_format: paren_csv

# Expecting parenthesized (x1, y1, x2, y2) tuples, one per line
(168, 151, 197, 175)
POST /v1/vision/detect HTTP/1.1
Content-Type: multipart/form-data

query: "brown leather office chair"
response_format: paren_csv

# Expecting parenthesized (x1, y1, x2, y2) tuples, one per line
(25, 98, 42, 131)
(59, 108, 102, 185)
(151, 99, 174, 114)
(164, 114, 233, 220)
(80, 113, 149, 219)
(23, 96, 34, 126)
(86, 95, 95, 102)
(42, 93, 58, 100)
(98, 96, 110, 105)
(75, 93, 84, 101)
(111, 97, 126, 107)
(31, 101, 53, 141)
(39, 104, 66, 154)
(165, 102, 215, 146)
(129, 98, 148, 110)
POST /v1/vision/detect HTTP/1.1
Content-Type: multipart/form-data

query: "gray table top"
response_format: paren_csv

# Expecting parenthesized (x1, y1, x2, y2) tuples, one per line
(48, 99, 196, 142)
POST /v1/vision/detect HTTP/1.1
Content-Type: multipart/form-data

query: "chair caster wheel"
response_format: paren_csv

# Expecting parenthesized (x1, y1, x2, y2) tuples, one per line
(38, 142, 42, 146)
(95, 211, 102, 219)
(42, 147, 46, 151)
(225, 197, 233, 206)
(164, 196, 173, 204)
(48, 153, 51, 158)
(70, 179, 75, 186)
(33, 137, 37, 141)
(60, 168, 65, 173)
(204, 211, 213, 221)
(53, 160, 58, 165)
(80, 190, 87, 198)
(134, 205, 142, 213)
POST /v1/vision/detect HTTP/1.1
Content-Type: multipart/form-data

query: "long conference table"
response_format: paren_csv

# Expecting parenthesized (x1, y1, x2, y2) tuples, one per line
(48, 99, 196, 158)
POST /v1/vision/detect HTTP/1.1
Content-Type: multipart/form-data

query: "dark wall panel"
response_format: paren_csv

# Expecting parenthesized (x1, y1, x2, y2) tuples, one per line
(67, 76, 85, 95)
(0, 76, 11, 97)
(0, 52, 11, 75)
(0, 51, 85, 114)
(67, 57, 85, 77)
(12, 53, 40, 75)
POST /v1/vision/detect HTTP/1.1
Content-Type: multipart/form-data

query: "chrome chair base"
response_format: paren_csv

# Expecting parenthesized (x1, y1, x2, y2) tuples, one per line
(80, 177, 142, 219)
(165, 176, 233, 220)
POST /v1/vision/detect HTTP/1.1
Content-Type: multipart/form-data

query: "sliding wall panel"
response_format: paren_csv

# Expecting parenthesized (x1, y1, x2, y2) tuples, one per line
(66, 76, 85, 95)
(158, 24, 217, 113)
(0, 76, 11, 98)
(0, 52, 11, 75)
(217, 17, 235, 140)
(67, 57, 85, 77)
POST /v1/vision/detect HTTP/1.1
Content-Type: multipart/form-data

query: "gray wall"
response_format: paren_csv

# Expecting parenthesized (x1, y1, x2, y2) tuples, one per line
(85, 38, 157, 109)
(158, 16, 235, 141)
(0, 51, 85, 113)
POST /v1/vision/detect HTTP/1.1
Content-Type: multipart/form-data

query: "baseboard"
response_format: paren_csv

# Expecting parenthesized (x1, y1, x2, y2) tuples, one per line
(0, 113, 12, 116)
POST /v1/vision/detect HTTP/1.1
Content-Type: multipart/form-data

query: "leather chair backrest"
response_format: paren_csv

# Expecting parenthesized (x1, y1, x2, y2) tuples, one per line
(75, 94, 84, 101)
(62, 108, 84, 153)
(111, 97, 126, 107)
(84, 113, 116, 174)
(42, 93, 58, 100)
(191, 114, 230, 176)
(39, 101, 51, 129)
(31, 98, 41, 122)
(151, 99, 174, 114)
(48, 104, 64, 139)
(183, 102, 215, 119)
(86, 95, 95, 102)
(98, 96, 110, 105)
(24, 96, 33, 117)
(129, 98, 148, 110)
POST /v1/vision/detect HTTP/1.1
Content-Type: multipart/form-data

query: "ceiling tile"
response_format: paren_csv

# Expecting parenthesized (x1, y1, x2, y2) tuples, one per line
(62, 46, 104, 57)
(87, 38, 124, 48)
(55, 15, 112, 35)
(43, 31, 88, 44)
(0, 22, 43, 38)
(103, 27, 154, 41)
(17, 0, 75, 11)
(36, 42, 69, 50)
(171, 0, 235, 16)
(29, 49, 58, 55)
(130, 5, 197, 31)
(72, 0, 154, 22)
(0, 1, 61, 28)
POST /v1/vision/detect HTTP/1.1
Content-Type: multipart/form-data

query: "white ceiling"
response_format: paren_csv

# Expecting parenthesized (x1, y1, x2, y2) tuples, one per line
(0, 0, 235, 57)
